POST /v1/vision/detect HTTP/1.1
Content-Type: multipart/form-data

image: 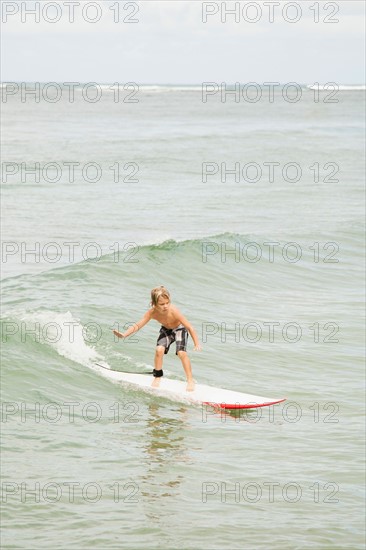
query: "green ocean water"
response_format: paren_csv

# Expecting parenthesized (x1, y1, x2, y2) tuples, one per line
(1, 87, 365, 549)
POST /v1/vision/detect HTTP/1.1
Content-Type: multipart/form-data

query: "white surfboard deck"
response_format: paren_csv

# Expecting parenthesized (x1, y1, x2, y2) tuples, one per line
(94, 364, 286, 410)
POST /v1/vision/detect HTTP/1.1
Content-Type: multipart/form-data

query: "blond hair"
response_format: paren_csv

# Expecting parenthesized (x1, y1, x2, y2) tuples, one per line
(151, 286, 170, 306)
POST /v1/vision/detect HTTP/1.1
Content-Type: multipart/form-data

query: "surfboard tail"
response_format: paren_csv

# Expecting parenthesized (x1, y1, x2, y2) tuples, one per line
(203, 398, 287, 410)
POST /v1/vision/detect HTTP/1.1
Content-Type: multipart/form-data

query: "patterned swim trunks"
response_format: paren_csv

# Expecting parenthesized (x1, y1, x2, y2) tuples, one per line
(156, 324, 189, 355)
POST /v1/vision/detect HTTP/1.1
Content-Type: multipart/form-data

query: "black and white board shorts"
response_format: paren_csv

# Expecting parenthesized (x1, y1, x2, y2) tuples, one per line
(156, 324, 188, 355)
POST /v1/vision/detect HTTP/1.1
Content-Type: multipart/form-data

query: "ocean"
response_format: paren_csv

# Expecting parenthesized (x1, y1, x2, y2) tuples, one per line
(1, 84, 365, 549)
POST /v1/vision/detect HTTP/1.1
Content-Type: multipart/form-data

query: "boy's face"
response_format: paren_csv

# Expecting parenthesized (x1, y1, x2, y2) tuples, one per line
(156, 296, 170, 313)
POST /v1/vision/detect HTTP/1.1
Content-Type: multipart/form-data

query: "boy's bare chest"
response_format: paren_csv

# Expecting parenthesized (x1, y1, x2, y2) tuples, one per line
(151, 310, 179, 329)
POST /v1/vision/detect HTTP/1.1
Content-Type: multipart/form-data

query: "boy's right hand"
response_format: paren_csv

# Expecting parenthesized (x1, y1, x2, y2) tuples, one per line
(113, 330, 124, 339)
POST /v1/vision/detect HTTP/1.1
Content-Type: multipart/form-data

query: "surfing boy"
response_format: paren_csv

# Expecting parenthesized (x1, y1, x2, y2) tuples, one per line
(113, 286, 201, 392)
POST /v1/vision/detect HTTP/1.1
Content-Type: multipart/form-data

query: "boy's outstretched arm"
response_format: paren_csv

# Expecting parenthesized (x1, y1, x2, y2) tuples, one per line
(113, 310, 152, 339)
(178, 312, 202, 351)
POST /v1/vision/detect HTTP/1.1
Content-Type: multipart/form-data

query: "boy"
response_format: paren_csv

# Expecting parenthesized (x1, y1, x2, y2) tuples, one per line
(113, 286, 201, 391)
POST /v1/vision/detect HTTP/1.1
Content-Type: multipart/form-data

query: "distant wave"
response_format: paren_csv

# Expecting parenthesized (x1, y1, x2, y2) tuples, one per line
(98, 84, 203, 93)
(2, 82, 365, 93)
(0, 232, 269, 285)
(0, 82, 203, 92)
(9, 82, 365, 92)
(307, 84, 366, 91)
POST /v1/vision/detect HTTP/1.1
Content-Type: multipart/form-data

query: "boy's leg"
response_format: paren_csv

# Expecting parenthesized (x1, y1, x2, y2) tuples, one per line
(177, 350, 195, 392)
(152, 345, 165, 387)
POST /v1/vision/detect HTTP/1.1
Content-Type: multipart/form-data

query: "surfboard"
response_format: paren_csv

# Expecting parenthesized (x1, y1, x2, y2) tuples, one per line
(94, 363, 286, 410)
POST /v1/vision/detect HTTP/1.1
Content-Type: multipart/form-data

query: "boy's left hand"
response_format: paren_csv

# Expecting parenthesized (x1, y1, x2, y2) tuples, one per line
(193, 344, 202, 351)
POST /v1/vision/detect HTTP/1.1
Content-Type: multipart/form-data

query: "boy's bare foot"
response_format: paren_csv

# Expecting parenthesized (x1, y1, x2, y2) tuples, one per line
(186, 379, 195, 392)
(151, 377, 161, 388)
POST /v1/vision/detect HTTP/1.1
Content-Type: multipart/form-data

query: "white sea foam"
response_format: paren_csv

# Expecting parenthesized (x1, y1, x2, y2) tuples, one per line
(21, 310, 101, 367)
(19, 309, 157, 377)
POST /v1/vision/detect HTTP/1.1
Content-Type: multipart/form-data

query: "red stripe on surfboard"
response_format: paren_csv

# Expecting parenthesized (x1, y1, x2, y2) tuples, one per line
(203, 398, 286, 410)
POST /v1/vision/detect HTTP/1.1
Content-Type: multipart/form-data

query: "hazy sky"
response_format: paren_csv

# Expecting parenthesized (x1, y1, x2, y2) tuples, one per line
(1, 0, 365, 84)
